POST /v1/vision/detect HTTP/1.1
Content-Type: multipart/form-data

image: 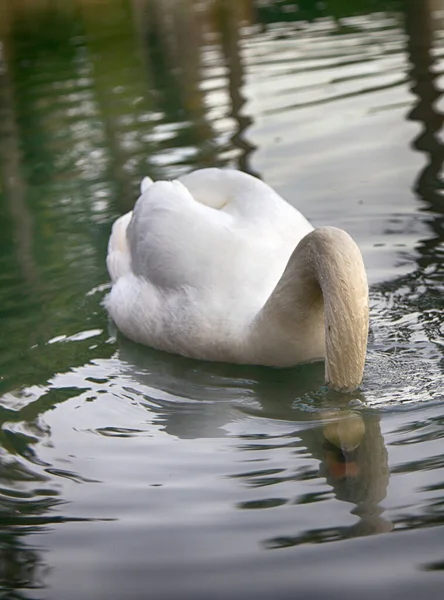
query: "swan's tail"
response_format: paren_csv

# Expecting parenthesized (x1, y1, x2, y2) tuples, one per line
(107, 177, 153, 283)
(106, 211, 133, 283)
(140, 176, 153, 194)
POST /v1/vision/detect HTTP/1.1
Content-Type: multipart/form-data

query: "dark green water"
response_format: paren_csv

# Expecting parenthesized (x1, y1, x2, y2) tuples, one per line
(0, 0, 443, 598)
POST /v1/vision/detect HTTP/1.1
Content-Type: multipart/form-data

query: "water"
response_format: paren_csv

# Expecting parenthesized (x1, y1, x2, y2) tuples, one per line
(0, 0, 443, 598)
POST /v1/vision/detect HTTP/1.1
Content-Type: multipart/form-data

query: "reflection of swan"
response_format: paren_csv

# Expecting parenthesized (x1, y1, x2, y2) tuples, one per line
(106, 168, 369, 391)
(322, 410, 366, 453)
(117, 337, 391, 536)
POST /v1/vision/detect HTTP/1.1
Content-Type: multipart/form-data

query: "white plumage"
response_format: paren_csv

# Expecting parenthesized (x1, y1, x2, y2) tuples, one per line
(106, 168, 369, 392)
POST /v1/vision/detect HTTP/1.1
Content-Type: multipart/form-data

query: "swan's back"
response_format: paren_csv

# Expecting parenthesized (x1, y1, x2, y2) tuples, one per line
(106, 168, 313, 359)
(128, 169, 310, 291)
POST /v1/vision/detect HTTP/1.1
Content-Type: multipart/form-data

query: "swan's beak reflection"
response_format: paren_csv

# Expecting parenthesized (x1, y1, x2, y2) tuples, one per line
(323, 441, 360, 480)
(321, 411, 366, 480)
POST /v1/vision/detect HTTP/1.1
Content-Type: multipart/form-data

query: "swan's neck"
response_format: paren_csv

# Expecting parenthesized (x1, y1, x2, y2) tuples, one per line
(249, 226, 369, 392)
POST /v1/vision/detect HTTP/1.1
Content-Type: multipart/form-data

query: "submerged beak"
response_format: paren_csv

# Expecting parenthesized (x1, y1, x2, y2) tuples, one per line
(324, 444, 360, 480)
(321, 410, 365, 479)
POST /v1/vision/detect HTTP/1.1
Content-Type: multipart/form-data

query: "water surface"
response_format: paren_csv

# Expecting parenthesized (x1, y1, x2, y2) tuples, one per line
(0, 0, 444, 598)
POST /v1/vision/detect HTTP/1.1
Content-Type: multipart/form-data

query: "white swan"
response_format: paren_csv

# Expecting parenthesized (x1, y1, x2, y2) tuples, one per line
(106, 168, 369, 392)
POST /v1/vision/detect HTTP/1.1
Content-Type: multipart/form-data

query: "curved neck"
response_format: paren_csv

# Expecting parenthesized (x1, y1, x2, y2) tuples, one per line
(249, 227, 369, 392)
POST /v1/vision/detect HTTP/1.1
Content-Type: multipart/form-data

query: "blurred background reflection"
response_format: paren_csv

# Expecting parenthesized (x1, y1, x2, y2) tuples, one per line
(0, 1, 444, 599)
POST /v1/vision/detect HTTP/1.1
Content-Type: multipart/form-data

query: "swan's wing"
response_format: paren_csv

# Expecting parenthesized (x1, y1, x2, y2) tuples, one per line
(178, 168, 306, 225)
(128, 179, 238, 289)
(178, 169, 313, 250)
(111, 168, 313, 298)
(178, 168, 276, 213)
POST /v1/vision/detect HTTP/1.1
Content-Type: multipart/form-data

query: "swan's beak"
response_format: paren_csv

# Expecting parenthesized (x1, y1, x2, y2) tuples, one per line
(324, 444, 360, 480)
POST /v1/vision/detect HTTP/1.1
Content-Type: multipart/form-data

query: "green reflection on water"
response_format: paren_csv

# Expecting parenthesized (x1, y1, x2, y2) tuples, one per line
(0, 0, 443, 597)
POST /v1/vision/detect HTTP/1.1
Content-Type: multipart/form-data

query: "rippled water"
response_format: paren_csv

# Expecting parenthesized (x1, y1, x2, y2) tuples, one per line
(0, 0, 444, 598)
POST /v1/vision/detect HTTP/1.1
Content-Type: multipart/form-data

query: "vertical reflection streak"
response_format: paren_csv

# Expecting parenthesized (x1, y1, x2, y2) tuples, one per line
(214, 0, 258, 175)
(0, 3, 37, 286)
(405, 0, 444, 262)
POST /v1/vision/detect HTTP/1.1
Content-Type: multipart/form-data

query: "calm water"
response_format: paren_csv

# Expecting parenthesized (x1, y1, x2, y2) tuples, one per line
(0, 0, 444, 598)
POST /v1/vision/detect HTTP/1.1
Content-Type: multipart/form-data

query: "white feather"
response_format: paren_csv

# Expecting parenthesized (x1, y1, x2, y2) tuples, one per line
(105, 168, 368, 391)
(140, 176, 153, 194)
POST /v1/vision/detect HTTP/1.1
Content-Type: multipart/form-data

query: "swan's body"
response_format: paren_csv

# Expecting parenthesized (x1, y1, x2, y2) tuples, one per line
(106, 168, 369, 391)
